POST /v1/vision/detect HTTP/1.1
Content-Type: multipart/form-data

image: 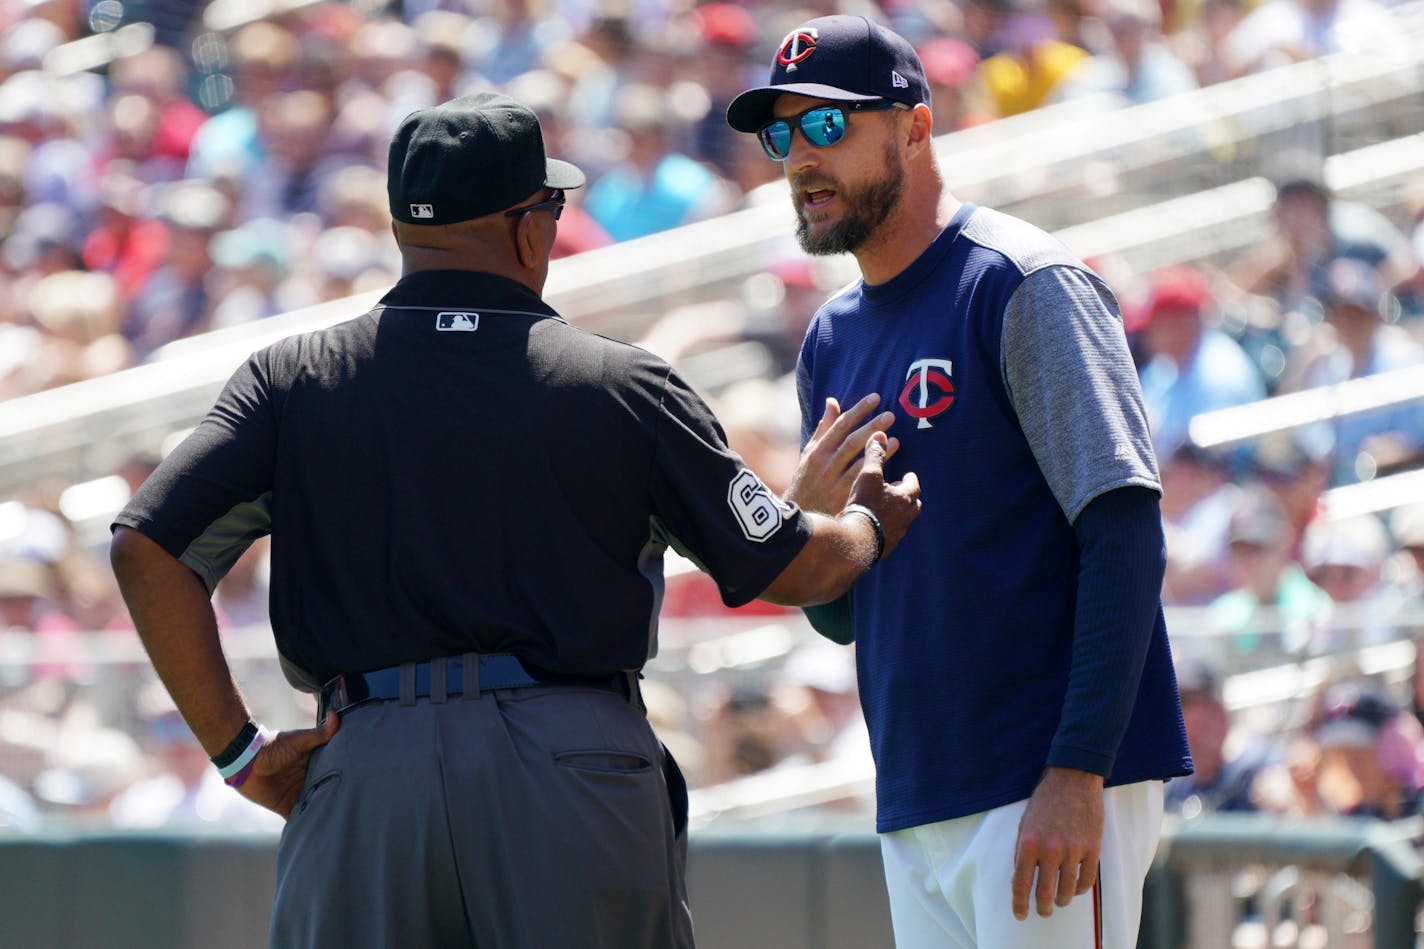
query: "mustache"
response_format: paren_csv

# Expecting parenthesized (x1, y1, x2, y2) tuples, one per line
(790, 172, 841, 194)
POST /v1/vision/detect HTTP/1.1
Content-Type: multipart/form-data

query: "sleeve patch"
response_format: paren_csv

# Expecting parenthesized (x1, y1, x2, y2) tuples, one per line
(726, 468, 790, 542)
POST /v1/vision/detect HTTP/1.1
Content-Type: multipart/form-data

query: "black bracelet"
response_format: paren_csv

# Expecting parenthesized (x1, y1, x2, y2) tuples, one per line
(210, 720, 259, 769)
(838, 504, 884, 566)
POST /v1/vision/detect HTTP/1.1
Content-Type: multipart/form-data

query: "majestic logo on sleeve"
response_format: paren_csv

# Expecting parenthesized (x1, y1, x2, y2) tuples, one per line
(776, 28, 818, 72)
(899, 358, 955, 429)
(727, 468, 791, 542)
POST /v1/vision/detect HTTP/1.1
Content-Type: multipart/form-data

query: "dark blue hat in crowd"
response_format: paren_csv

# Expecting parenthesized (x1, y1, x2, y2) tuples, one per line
(726, 16, 930, 133)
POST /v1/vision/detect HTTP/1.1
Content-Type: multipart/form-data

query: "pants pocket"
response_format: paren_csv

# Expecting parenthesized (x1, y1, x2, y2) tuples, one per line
(554, 749, 654, 774)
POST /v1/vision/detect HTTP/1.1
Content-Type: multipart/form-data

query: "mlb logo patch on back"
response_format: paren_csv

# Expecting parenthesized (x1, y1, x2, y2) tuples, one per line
(410, 204, 434, 219)
(436, 312, 479, 332)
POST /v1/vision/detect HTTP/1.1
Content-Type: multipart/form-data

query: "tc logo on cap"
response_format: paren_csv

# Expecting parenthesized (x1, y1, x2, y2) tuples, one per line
(776, 28, 818, 72)
(410, 204, 434, 219)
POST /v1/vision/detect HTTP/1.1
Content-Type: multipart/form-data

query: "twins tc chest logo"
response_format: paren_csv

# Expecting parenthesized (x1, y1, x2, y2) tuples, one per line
(899, 358, 955, 429)
(776, 28, 818, 72)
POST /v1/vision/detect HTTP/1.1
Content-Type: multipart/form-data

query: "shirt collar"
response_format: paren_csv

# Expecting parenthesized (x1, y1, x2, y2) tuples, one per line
(377, 270, 563, 321)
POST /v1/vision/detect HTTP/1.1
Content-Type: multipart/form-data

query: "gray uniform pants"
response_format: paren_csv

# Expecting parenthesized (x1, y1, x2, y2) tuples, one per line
(269, 683, 694, 948)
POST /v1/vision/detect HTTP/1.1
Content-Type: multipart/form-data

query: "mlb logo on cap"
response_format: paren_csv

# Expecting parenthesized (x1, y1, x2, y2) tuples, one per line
(410, 204, 435, 219)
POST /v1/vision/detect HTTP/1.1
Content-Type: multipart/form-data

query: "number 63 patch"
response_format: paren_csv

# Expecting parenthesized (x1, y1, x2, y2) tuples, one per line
(727, 468, 791, 542)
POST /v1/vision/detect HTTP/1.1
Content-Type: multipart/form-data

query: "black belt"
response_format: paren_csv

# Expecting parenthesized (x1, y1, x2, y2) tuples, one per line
(318, 654, 635, 723)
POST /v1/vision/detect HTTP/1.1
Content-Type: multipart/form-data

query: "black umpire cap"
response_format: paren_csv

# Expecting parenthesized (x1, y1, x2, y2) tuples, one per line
(725, 15, 931, 133)
(387, 92, 585, 226)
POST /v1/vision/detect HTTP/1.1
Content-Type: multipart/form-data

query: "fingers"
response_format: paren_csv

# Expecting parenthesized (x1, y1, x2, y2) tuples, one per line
(1010, 841, 1036, 921)
(1053, 859, 1079, 909)
(809, 397, 842, 441)
(1012, 852, 1096, 921)
(1075, 859, 1098, 897)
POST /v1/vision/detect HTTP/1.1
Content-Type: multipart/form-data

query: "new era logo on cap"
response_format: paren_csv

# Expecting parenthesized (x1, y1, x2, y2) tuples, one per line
(410, 204, 434, 219)
(891, 70, 909, 88)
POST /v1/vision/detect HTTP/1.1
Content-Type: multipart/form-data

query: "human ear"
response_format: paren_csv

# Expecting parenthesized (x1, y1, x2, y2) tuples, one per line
(904, 104, 934, 155)
(513, 214, 542, 271)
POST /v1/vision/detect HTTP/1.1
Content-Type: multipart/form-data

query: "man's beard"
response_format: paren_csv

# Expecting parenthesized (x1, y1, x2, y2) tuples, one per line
(793, 147, 905, 256)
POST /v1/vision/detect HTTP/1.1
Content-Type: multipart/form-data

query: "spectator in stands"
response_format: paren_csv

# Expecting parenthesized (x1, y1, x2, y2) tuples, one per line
(1135, 265, 1266, 459)
(1209, 486, 1332, 660)
(206, 218, 292, 329)
(9, 269, 129, 396)
(975, 2, 1092, 117)
(1, 201, 82, 281)
(1222, 0, 1406, 77)
(80, 170, 169, 306)
(919, 37, 988, 134)
(468, 0, 570, 86)
(1065, 0, 1198, 104)
(1171, 0, 1246, 87)
(698, 680, 816, 784)
(1392, 503, 1424, 603)
(1302, 515, 1405, 649)
(686, 3, 760, 179)
(1298, 258, 1424, 484)
(411, 11, 473, 105)
(1312, 678, 1424, 819)
(105, 45, 207, 175)
(1250, 431, 1332, 559)
(1165, 656, 1274, 816)
(1160, 443, 1242, 604)
(186, 21, 304, 182)
(1229, 155, 1415, 327)
(239, 89, 342, 221)
(584, 83, 736, 242)
(1252, 734, 1330, 817)
(122, 180, 229, 358)
(781, 639, 869, 770)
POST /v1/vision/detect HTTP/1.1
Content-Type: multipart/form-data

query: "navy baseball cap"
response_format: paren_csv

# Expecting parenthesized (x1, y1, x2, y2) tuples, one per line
(388, 92, 584, 226)
(726, 16, 931, 133)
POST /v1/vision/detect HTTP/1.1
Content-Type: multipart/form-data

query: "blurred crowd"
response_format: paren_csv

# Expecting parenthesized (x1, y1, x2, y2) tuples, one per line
(2, 0, 1424, 831)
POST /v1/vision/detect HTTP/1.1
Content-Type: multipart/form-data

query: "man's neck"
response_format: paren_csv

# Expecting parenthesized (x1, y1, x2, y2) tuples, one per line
(852, 179, 959, 287)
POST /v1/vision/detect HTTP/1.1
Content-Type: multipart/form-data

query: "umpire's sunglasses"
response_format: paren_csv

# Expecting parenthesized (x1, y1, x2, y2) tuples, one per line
(756, 101, 910, 162)
(505, 189, 566, 221)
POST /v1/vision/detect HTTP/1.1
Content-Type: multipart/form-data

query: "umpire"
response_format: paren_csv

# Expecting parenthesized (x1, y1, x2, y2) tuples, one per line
(110, 92, 921, 948)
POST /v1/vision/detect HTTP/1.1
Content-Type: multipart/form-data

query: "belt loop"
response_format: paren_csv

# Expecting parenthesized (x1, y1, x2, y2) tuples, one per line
(625, 670, 645, 713)
(399, 663, 417, 707)
(431, 657, 448, 704)
(462, 652, 480, 699)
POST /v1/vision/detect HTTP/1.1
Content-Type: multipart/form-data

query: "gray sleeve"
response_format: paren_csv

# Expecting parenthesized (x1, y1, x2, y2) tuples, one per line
(178, 494, 272, 594)
(1001, 266, 1160, 523)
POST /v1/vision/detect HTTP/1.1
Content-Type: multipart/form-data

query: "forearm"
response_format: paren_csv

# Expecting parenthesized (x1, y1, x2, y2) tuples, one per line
(110, 526, 251, 756)
(758, 512, 877, 606)
(1047, 487, 1165, 776)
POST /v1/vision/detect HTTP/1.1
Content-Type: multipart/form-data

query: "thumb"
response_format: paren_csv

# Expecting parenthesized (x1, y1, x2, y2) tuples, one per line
(861, 431, 888, 474)
(268, 713, 339, 765)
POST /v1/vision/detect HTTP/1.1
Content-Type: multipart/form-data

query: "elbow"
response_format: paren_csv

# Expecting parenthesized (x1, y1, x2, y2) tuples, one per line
(109, 526, 140, 583)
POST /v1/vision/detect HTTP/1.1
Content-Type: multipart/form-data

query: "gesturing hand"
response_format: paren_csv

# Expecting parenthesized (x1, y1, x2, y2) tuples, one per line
(237, 713, 341, 819)
(785, 394, 899, 515)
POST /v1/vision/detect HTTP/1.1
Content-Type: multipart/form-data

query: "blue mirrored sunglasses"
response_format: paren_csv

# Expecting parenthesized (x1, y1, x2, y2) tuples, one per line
(756, 101, 909, 161)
